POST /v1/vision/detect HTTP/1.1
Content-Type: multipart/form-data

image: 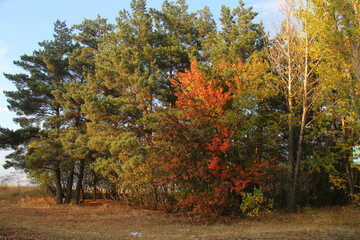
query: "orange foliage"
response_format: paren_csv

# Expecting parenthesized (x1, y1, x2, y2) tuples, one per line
(170, 61, 231, 120)
(160, 61, 272, 220)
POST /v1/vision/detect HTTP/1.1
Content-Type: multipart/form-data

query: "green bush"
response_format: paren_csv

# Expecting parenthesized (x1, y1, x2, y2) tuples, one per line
(240, 188, 274, 217)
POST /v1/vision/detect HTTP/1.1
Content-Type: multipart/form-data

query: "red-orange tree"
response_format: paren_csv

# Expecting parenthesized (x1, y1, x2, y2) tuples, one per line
(157, 61, 270, 220)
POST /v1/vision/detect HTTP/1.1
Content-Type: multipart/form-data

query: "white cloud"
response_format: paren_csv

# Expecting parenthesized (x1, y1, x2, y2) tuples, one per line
(250, 0, 283, 34)
(252, 0, 279, 10)
(0, 107, 9, 112)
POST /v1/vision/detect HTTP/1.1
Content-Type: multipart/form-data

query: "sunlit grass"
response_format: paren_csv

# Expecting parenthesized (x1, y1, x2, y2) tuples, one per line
(0, 187, 359, 240)
(0, 186, 44, 205)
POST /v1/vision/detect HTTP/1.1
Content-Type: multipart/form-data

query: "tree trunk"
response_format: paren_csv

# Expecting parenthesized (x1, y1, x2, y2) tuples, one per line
(64, 162, 75, 204)
(286, 120, 296, 213)
(341, 116, 355, 201)
(285, 16, 296, 212)
(74, 159, 85, 204)
(93, 170, 97, 201)
(289, 17, 310, 212)
(55, 165, 63, 205)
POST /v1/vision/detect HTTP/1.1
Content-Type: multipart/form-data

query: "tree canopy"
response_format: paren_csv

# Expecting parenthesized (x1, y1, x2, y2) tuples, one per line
(1, 0, 359, 220)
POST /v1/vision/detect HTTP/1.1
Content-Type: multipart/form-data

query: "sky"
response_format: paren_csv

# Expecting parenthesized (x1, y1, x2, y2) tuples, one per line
(0, 0, 280, 182)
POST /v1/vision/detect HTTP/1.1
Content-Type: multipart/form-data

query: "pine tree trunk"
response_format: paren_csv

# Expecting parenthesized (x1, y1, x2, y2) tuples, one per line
(64, 163, 75, 204)
(92, 170, 97, 201)
(55, 165, 63, 205)
(74, 159, 85, 204)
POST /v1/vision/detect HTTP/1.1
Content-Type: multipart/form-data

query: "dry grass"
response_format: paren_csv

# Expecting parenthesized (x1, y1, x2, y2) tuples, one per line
(0, 187, 359, 240)
(0, 186, 47, 206)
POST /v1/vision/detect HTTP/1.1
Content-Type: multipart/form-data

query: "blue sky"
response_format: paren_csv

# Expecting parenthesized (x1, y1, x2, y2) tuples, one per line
(0, 0, 279, 179)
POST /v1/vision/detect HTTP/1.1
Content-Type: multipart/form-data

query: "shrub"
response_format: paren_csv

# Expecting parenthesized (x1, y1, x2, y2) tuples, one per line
(240, 188, 274, 217)
(350, 193, 360, 208)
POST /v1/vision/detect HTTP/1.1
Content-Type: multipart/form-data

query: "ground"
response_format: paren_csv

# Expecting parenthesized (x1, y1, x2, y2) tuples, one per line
(0, 186, 359, 240)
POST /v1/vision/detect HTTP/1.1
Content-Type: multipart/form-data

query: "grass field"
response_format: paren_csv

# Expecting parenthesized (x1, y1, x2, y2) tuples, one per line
(0, 186, 359, 240)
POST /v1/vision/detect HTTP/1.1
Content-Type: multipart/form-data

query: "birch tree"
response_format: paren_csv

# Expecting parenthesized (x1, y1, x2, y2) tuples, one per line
(267, 0, 323, 212)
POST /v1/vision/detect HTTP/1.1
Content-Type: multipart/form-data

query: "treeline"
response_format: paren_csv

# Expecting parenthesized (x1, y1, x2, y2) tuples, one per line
(1, 0, 359, 220)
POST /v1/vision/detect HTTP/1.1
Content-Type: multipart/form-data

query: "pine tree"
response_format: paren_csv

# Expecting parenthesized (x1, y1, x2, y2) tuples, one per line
(54, 16, 113, 204)
(206, 0, 262, 65)
(3, 20, 76, 204)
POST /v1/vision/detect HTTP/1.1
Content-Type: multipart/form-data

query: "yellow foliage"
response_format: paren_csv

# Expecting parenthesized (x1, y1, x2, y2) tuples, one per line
(240, 188, 274, 217)
(329, 174, 347, 190)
